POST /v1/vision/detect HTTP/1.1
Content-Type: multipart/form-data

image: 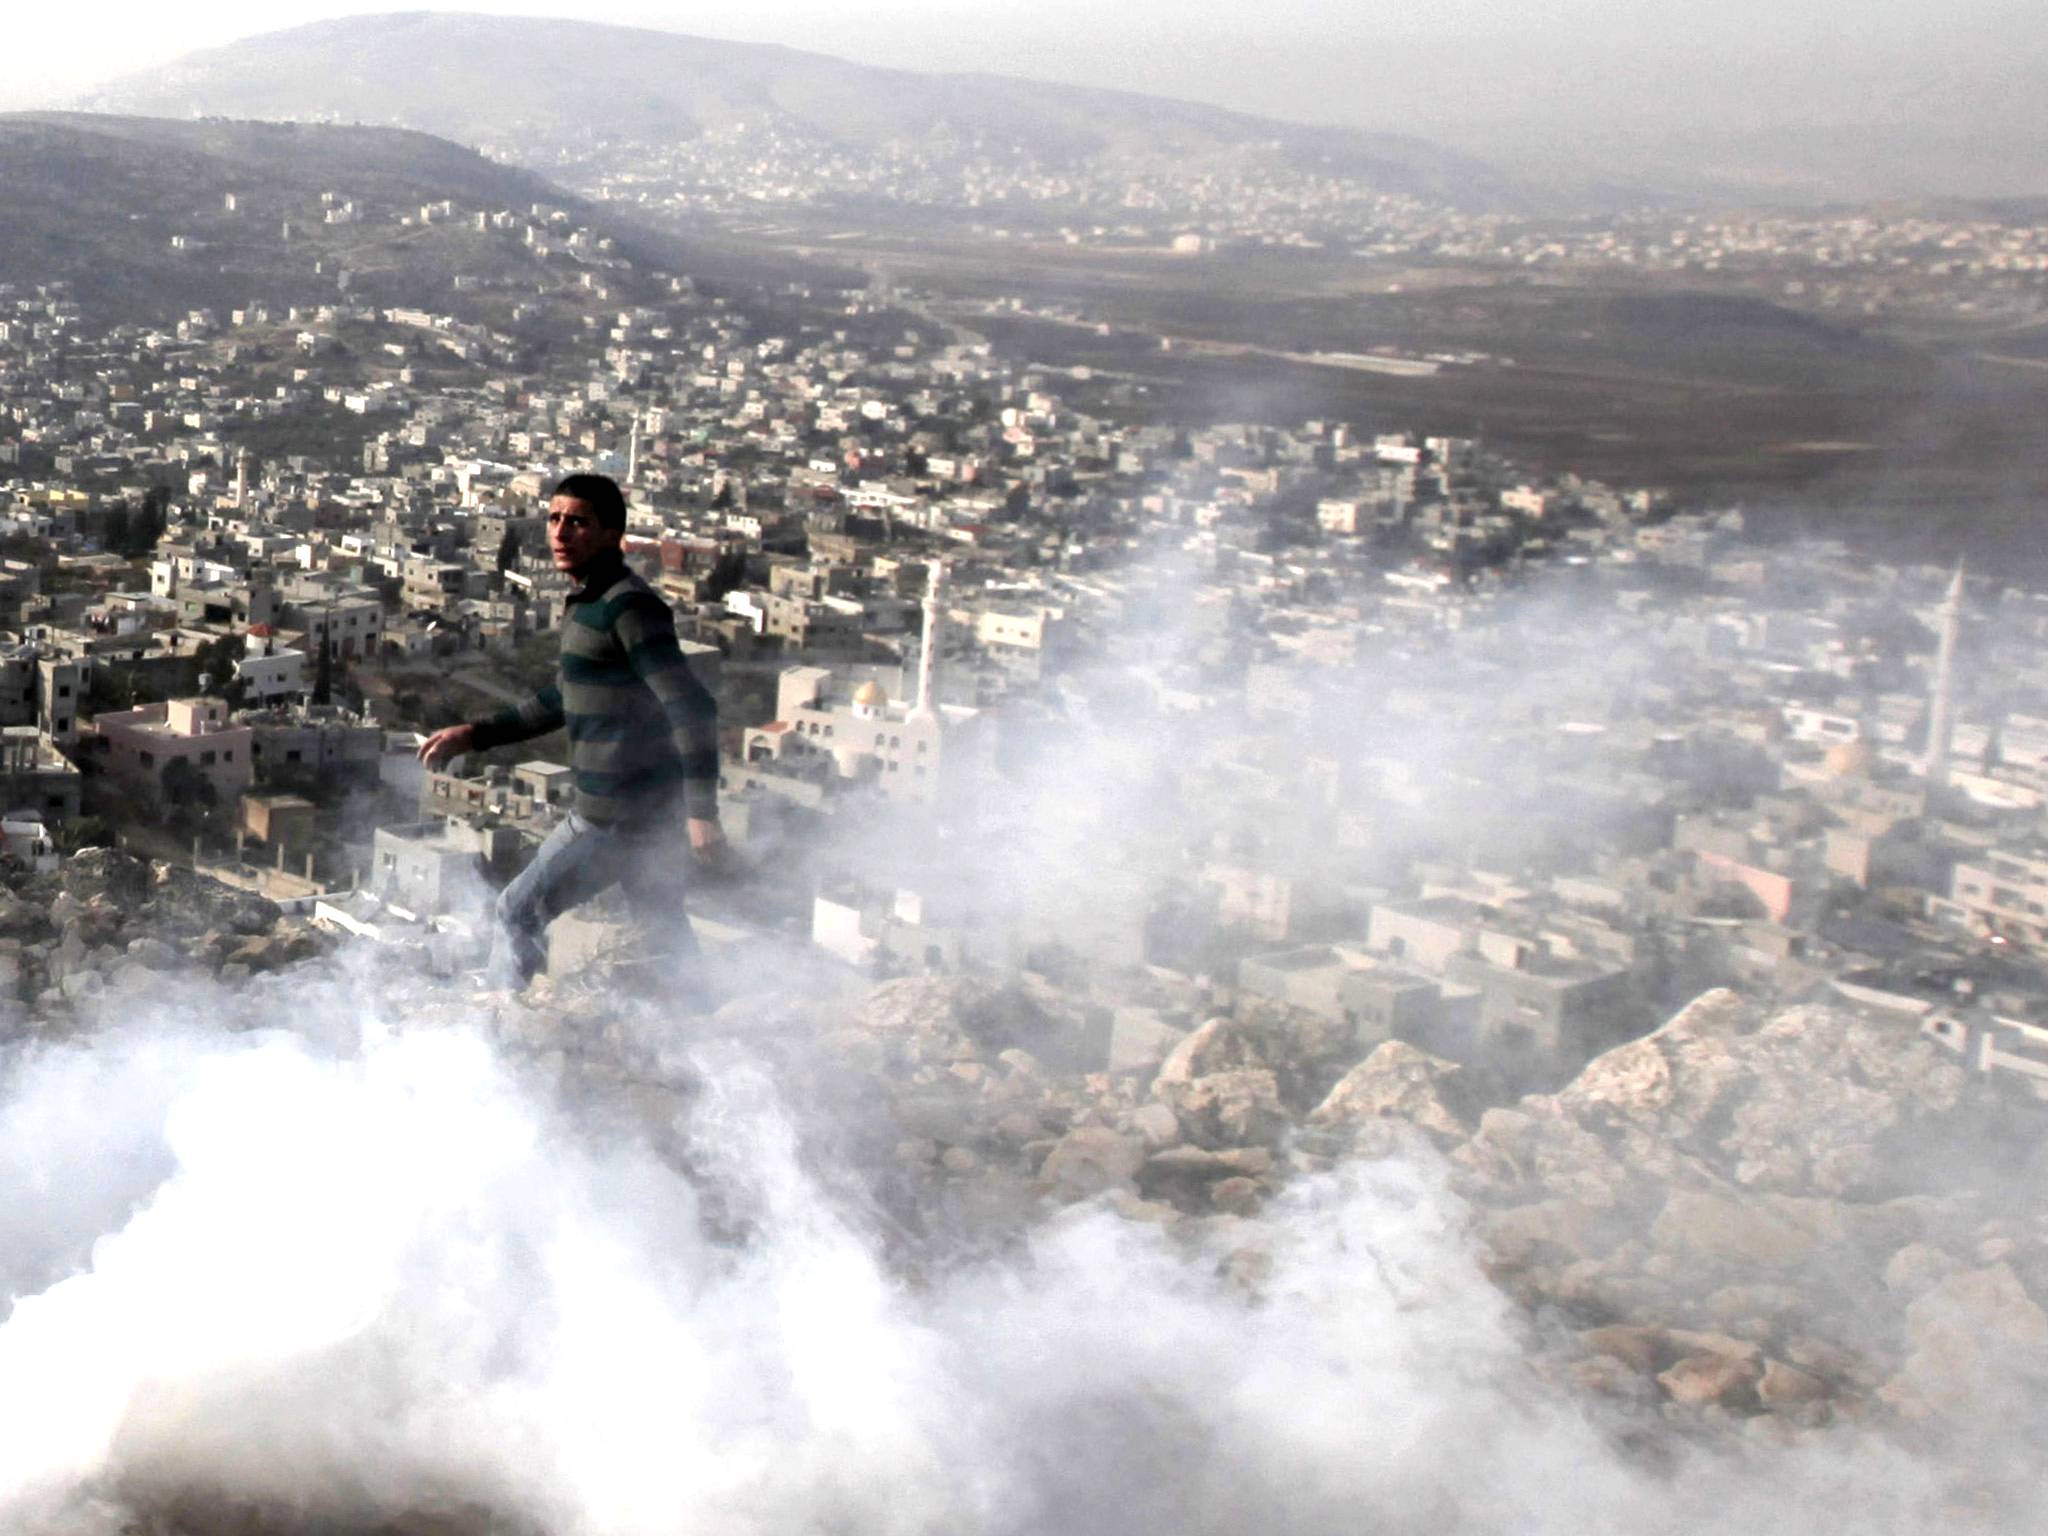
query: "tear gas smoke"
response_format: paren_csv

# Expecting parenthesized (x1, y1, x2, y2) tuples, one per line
(0, 971, 2012, 1535)
(0, 542, 2027, 1532)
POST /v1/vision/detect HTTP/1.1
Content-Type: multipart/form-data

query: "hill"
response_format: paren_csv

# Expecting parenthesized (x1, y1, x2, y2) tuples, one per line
(0, 112, 668, 318)
(80, 11, 1529, 213)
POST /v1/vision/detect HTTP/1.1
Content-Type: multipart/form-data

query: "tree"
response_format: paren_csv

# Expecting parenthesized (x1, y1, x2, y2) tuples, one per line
(53, 815, 114, 856)
(312, 641, 334, 706)
(158, 759, 217, 834)
(132, 485, 171, 555)
(191, 633, 244, 698)
(496, 526, 521, 574)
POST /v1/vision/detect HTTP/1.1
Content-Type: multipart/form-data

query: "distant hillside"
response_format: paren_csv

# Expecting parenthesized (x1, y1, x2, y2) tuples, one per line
(81, 12, 1528, 212)
(0, 113, 654, 317)
(3, 111, 567, 206)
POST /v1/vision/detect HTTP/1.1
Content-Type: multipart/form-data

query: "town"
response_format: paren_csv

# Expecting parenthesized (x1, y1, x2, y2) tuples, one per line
(552, 122, 2048, 332)
(0, 171, 2042, 1108)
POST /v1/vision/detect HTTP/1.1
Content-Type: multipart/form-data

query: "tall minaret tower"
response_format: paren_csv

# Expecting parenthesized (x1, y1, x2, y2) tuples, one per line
(234, 450, 250, 510)
(909, 559, 944, 723)
(1924, 562, 1965, 790)
(626, 422, 640, 487)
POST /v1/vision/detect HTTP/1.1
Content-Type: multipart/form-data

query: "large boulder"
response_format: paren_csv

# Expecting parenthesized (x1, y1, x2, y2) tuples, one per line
(1532, 992, 1964, 1199)
(850, 975, 1108, 1073)
(1038, 1126, 1146, 1200)
(1311, 1040, 1472, 1148)
(60, 847, 151, 908)
(1149, 1017, 1287, 1149)
(1650, 1189, 1822, 1271)
(1882, 1263, 2048, 1419)
(150, 866, 282, 939)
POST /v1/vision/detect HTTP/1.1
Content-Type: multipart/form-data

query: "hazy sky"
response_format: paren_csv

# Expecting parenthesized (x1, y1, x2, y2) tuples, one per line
(7, 1, 2043, 194)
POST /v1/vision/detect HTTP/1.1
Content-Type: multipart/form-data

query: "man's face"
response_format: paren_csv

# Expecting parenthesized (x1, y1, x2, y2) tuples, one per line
(548, 494, 621, 574)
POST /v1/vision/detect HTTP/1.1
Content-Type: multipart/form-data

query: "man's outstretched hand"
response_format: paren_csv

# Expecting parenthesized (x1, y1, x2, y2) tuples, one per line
(687, 817, 725, 857)
(416, 722, 476, 769)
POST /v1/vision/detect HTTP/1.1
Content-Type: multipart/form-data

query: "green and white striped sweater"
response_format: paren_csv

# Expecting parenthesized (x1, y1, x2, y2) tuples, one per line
(469, 551, 718, 826)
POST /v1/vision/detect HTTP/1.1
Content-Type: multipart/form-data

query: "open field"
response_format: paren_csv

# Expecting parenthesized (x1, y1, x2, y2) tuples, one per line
(682, 211, 2048, 568)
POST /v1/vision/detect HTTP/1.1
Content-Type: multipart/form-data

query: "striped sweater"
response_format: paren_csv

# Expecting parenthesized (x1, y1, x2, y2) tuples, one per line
(468, 551, 718, 826)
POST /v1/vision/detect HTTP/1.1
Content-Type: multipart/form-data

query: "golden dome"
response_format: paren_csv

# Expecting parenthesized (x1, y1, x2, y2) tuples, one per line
(853, 680, 888, 708)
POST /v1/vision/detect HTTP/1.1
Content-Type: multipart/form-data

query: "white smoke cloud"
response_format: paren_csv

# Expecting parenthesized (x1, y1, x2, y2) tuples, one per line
(0, 971, 2008, 1536)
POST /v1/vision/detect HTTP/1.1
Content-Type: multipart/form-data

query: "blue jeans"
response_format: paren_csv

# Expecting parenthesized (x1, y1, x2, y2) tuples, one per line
(488, 810, 707, 999)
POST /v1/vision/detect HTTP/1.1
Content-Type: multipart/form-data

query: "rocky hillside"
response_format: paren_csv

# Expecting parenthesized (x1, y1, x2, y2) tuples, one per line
(18, 848, 2036, 1439)
(714, 977, 2026, 1439)
(7, 848, 2042, 1531)
(0, 113, 667, 317)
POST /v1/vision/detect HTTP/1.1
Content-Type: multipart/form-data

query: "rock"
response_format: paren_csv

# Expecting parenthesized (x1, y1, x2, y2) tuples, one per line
(1702, 1284, 1805, 1328)
(1339, 1118, 1440, 1162)
(1979, 1234, 2020, 1265)
(890, 1090, 982, 1145)
(1478, 1198, 1605, 1267)
(125, 936, 183, 970)
(1310, 1041, 1471, 1146)
(1663, 1328, 1761, 1365)
(1651, 1189, 1819, 1270)
(1884, 1242, 1966, 1298)
(1210, 1177, 1263, 1215)
(1540, 992, 1965, 1199)
(1039, 1127, 1147, 1199)
(60, 848, 150, 907)
(1453, 1104, 1632, 1208)
(152, 874, 281, 939)
(1882, 1264, 2048, 1418)
(1140, 1144, 1273, 1210)
(0, 890, 49, 941)
(1581, 1325, 1665, 1373)
(226, 933, 303, 973)
(1153, 1016, 1270, 1087)
(821, 1029, 887, 1076)
(1104, 1189, 1182, 1226)
(1555, 989, 1750, 1135)
(1151, 1037, 1287, 1149)
(997, 1048, 1044, 1078)
(1128, 1101, 1181, 1150)
(1658, 1350, 1761, 1408)
(1756, 1359, 1828, 1408)
(1782, 1335, 1880, 1388)
(851, 976, 976, 1053)
(1144, 1144, 1272, 1177)
(1549, 1258, 1677, 1318)
(994, 1109, 1048, 1146)
(852, 976, 1105, 1073)
(1910, 1263, 2048, 1346)
(1569, 1354, 1657, 1401)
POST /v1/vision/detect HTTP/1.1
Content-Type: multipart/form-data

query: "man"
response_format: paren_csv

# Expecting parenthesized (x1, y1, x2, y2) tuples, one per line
(418, 472, 722, 997)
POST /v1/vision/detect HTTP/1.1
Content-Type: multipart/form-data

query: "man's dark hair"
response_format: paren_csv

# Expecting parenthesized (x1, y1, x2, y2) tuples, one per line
(551, 472, 627, 531)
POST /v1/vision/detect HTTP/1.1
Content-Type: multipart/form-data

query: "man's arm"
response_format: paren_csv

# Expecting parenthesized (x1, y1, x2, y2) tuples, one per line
(612, 594, 719, 822)
(416, 684, 565, 768)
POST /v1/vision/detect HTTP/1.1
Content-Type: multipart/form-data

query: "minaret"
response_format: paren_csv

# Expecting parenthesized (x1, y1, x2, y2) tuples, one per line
(626, 422, 640, 487)
(234, 450, 249, 510)
(1924, 562, 1964, 790)
(909, 559, 943, 722)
